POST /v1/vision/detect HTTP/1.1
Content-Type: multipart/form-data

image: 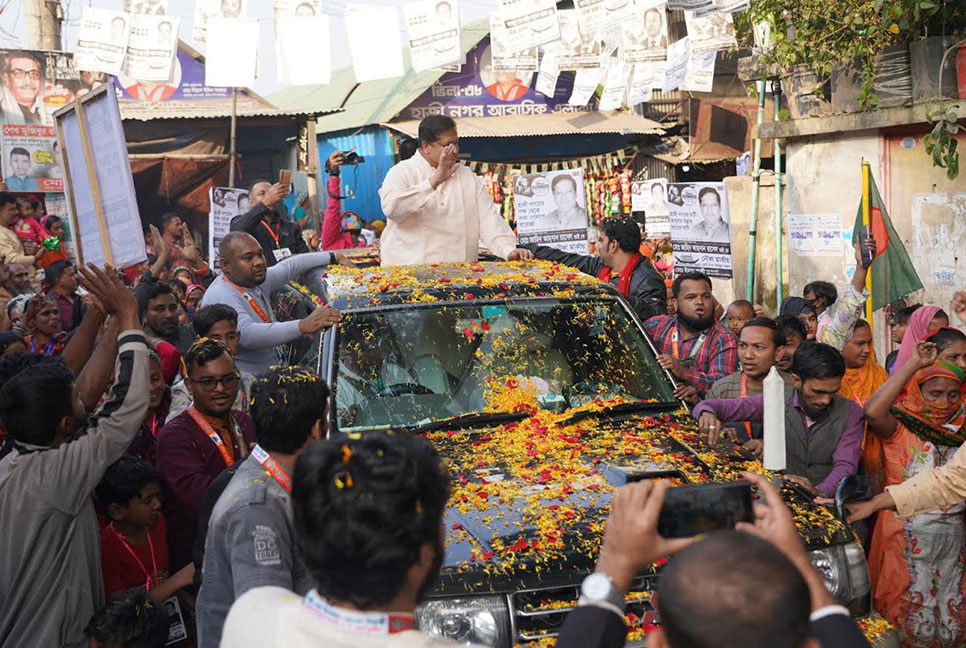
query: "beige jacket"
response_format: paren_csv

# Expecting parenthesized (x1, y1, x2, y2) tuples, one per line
(888, 445, 966, 517)
(0, 226, 39, 291)
(378, 153, 517, 266)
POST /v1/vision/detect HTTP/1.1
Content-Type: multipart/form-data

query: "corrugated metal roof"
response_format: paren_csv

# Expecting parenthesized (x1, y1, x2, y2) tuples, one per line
(268, 20, 490, 134)
(383, 110, 664, 138)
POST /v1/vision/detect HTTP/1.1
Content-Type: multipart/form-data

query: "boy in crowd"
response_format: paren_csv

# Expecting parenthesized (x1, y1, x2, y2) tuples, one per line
(168, 304, 253, 421)
(885, 304, 920, 374)
(723, 299, 755, 336)
(775, 314, 807, 374)
(705, 318, 791, 455)
(85, 590, 170, 648)
(196, 366, 329, 648)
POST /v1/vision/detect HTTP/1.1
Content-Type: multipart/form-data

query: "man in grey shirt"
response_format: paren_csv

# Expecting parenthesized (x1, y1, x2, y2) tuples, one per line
(200, 232, 345, 375)
(0, 266, 148, 648)
(196, 366, 330, 648)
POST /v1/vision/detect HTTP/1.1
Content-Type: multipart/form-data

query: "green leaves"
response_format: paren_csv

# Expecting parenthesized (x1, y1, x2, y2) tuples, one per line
(924, 104, 961, 180)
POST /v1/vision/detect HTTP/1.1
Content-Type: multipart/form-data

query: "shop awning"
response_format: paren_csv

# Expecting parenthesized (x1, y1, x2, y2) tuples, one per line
(383, 110, 664, 139)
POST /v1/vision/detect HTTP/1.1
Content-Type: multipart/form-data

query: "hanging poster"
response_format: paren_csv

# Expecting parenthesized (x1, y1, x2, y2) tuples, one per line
(122, 15, 179, 81)
(715, 0, 749, 12)
(568, 67, 602, 105)
(626, 61, 654, 104)
(556, 10, 601, 71)
(681, 50, 716, 92)
(209, 186, 250, 270)
(684, 10, 737, 55)
(344, 4, 404, 83)
(498, 0, 561, 53)
(620, 1, 668, 63)
(125, 0, 168, 13)
(75, 7, 131, 76)
(404, 0, 462, 73)
(638, 178, 670, 237)
(204, 19, 258, 88)
(662, 37, 690, 92)
(514, 168, 590, 254)
(668, 181, 732, 277)
(598, 60, 628, 110)
(490, 15, 538, 73)
(534, 50, 559, 96)
(272, 0, 322, 16)
(668, 0, 715, 14)
(276, 16, 331, 85)
(192, 0, 248, 43)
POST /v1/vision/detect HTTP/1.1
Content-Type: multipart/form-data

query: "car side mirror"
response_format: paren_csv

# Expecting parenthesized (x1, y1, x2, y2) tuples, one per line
(835, 474, 870, 519)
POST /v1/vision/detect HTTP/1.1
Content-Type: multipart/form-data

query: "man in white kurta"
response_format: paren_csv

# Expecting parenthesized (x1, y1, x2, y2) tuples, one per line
(378, 115, 533, 267)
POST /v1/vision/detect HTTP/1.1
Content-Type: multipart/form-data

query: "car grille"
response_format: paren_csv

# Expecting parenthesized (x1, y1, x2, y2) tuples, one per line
(510, 574, 659, 643)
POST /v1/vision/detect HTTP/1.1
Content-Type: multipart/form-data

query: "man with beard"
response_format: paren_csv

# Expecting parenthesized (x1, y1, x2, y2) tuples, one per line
(140, 281, 196, 355)
(643, 271, 737, 401)
(201, 232, 346, 375)
(696, 341, 864, 498)
(196, 367, 329, 648)
(220, 432, 453, 648)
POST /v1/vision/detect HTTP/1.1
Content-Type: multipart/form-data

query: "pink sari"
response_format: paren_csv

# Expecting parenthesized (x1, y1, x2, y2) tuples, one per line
(893, 306, 942, 374)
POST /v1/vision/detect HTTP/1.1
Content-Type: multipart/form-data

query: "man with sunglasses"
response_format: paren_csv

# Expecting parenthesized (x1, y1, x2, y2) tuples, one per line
(156, 338, 255, 571)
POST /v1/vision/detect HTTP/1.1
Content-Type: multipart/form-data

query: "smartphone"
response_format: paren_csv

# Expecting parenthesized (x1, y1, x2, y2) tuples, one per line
(278, 169, 291, 187)
(656, 481, 754, 538)
(858, 226, 874, 268)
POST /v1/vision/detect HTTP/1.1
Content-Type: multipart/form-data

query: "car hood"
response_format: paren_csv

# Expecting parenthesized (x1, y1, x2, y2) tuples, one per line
(427, 406, 852, 597)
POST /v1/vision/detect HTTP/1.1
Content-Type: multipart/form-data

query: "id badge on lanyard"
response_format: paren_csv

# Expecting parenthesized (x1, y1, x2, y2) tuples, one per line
(273, 247, 292, 262)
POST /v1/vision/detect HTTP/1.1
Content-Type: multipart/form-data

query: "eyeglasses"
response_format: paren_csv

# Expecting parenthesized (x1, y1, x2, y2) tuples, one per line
(5, 69, 41, 82)
(188, 372, 240, 392)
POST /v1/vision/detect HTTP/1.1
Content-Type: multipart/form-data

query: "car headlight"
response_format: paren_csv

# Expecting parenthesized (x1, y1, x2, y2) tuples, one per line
(808, 541, 870, 614)
(417, 596, 512, 647)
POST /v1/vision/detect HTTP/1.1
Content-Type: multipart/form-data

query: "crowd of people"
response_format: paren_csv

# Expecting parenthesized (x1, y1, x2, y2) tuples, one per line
(0, 113, 963, 648)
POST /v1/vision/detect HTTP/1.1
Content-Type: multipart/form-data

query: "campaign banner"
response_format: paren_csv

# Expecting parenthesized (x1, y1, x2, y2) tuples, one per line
(273, 0, 322, 16)
(498, 0, 560, 54)
(404, 0, 462, 72)
(668, 181, 732, 277)
(490, 15, 538, 73)
(556, 10, 601, 71)
(620, 1, 668, 63)
(684, 10, 737, 55)
(75, 7, 131, 76)
(209, 186, 250, 270)
(123, 14, 178, 81)
(514, 169, 590, 254)
(193, 0, 248, 42)
(124, 0, 168, 14)
(632, 178, 670, 237)
(1, 124, 62, 192)
(0, 49, 88, 127)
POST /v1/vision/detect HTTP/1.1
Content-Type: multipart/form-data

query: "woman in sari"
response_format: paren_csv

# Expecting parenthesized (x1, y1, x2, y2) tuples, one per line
(927, 327, 966, 372)
(892, 305, 949, 374)
(864, 340, 966, 648)
(838, 320, 890, 492)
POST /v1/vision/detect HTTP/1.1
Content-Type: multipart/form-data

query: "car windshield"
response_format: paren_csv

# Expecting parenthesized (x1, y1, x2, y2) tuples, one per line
(334, 296, 676, 432)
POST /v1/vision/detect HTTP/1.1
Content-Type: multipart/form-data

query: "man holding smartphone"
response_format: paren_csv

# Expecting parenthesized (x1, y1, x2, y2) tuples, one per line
(230, 175, 308, 267)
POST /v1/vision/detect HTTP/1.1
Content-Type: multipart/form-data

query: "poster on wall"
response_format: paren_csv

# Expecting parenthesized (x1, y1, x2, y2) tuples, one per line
(209, 186, 250, 270)
(787, 213, 844, 258)
(668, 181, 732, 277)
(122, 14, 179, 81)
(513, 168, 590, 254)
(684, 10, 737, 55)
(1, 125, 62, 192)
(632, 178, 670, 237)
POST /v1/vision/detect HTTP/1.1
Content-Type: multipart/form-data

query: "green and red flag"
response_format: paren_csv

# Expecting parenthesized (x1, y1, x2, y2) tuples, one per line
(851, 164, 922, 312)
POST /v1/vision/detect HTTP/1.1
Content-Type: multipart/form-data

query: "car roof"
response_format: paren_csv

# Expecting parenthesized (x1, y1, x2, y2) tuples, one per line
(323, 259, 618, 310)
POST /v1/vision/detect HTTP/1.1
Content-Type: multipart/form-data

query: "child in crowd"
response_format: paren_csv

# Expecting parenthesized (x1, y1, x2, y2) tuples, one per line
(774, 314, 807, 373)
(723, 299, 755, 336)
(885, 304, 920, 374)
(13, 197, 50, 248)
(37, 214, 69, 269)
(85, 590, 169, 648)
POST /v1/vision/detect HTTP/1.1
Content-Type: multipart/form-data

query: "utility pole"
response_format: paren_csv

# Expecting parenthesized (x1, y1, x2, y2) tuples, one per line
(26, 0, 63, 51)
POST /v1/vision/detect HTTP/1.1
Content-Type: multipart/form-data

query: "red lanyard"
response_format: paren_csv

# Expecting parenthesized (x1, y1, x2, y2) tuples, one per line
(670, 328, 706, 360)
(187, 406, 246, 468)
(147, 412, 162, 439)
(29, 336, 54, 356)
(252, 444, 292, 493)
(226, 279, 271, 323)
(260, 220, 280, 248)
(109, 523, 158, 591)
(739, 373, 753, 439)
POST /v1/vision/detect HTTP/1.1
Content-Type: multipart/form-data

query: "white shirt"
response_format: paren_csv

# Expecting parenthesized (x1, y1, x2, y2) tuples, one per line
(221, 587, 469, 648)
(378, 153, 517, 266)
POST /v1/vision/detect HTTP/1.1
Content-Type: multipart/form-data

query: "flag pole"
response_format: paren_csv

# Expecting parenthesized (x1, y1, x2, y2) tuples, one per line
(861, 160, 873, 332)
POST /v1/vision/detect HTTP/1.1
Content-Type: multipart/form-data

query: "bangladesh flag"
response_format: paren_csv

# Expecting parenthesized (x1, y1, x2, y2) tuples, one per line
(850, 170, 923, 312)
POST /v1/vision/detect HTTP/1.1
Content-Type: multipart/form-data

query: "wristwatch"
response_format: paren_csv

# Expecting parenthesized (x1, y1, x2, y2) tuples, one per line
(578, 572, 625, 612)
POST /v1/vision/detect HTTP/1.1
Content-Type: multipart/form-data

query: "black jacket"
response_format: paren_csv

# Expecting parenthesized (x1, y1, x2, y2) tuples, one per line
(555, 605, 871, 648)
(523, 243, 667, 322)
(230, 203, 308, 267)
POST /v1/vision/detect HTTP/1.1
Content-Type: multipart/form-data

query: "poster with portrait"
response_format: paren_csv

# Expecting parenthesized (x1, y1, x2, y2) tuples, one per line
(403, 0, 462, 73)
(479, 45, 535, 101)
(498, 0, 560, 54)
(667, 181, 732, 277)
(122, 15, 179, 81)
(555, 10, 601, 71)
(75, 7, 131, 76)
(597, 0, 640, 30)
(633, 178, 670, 237)
(514, 169, 590, 254)
(684, 10, 737, 55)
(192, 0, 248, 42)
(1, 125, 62, 192)
(489, 16, 538, 73)
(209, 186, 249, 270)
(0, 49, 87, 128)
(574, 0, 607, 32)
(626, 61, 654, 104)
(124, 0, 168, 14)
(272, 0, 322, 17)
(620, 1, 668, 63)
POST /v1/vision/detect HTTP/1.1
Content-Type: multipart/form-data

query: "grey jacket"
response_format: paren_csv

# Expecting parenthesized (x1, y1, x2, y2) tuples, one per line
(200, 252, 335, 375)
(0, 330, 149, 648)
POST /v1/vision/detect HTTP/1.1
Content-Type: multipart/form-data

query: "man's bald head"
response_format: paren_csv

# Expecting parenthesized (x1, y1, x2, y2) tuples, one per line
(219, 232, 267, 287)
(655, 531, 812, 648)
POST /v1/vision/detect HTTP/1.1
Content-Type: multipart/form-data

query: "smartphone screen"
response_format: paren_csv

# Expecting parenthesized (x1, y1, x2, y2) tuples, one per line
(657, 481, 754, 538)
(279, 169, 291, 187)
(858, 226, 874, 267)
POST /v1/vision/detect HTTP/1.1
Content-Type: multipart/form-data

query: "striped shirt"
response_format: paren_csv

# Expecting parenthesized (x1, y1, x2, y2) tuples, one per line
(643, 315, 738, 397)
